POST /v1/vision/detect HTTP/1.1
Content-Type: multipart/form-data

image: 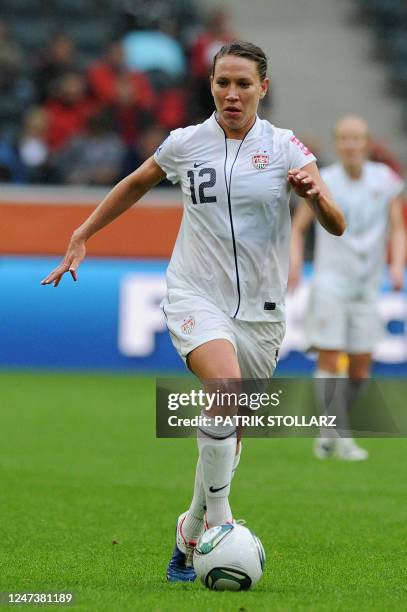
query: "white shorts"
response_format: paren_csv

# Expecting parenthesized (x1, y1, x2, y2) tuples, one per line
(161, 291, 285, 378)
(304, 288, 383, 354)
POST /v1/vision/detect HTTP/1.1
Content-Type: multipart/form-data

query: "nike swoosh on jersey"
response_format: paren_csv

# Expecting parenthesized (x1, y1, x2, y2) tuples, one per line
(209, 484, 229, 493)
(193, 161, 208, 168)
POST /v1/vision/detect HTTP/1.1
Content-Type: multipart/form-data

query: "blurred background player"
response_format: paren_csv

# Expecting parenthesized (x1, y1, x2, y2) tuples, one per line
(290, 114, 406, 460)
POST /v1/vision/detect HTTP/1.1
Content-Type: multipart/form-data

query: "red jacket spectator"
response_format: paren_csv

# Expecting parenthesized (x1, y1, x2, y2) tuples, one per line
(33, 33, 81, 103)
(45, 72, 99, 151)
(107, 74, 154, 145)
(190, 9, 235, 78)
(87, 41, 155, 109)
(155, 88, 187, 130)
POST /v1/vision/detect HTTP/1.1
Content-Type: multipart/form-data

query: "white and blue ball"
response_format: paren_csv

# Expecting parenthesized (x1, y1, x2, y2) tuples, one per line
(193, 523, 266, 591)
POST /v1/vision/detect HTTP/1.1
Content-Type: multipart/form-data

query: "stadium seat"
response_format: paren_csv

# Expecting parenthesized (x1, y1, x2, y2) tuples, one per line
(389, 61, 407, 96)
(358, 0, 407, 113)
(64, 21, 112, 54)
(0, 0, 47, 17)
(51, 0, 99, 18)
(9, 19, 51, 50)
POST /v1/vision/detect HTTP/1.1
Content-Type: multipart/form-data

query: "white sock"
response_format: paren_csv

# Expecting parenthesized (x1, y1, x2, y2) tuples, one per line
(182, 441, 243, 540)
(181, 458, 206, 544)
(232, 442, 242, 477)
(314, 369, 349, 438)
(205, 496, 232, 528)
(198, 428, 236, 527)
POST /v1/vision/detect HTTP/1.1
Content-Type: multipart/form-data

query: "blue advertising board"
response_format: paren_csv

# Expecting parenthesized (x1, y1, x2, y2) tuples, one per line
(1, 257, 406, 375)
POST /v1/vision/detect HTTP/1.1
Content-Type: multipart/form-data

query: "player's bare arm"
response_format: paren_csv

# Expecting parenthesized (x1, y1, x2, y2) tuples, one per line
(388, 196, 406, 291)
(288, 162, 346, 236)
(288, 202, 314, 290)
(41, 157, 166, 287)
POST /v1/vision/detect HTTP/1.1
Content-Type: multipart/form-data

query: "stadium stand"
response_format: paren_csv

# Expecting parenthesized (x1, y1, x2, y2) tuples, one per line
(0, 0, 406, 186)
(357, 0, 407, 127)
(0, 1, 230, 185)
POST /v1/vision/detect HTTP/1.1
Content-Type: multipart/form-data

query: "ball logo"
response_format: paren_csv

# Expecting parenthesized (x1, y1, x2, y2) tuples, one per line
(181, 315, 195, 334)
(196, 524, 233, 554)
(252, 152, 270, 170)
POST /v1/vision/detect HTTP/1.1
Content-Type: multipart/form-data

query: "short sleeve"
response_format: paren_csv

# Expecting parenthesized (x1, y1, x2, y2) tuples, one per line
(153, 133, 180, 184)
(288, 133, 317, 169)
(383, 165, 405, 201)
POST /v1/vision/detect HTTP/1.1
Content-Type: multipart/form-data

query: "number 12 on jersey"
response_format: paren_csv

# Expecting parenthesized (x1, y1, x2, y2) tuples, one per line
(187, 168, 217, 204)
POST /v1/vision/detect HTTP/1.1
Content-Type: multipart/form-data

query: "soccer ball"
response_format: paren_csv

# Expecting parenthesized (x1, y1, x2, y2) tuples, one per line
(193, 523, 265, 591)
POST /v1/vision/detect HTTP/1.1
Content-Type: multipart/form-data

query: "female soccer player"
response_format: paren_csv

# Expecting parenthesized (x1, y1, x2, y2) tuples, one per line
(290, 114, 405, 461)
(42, 41, 345, 582)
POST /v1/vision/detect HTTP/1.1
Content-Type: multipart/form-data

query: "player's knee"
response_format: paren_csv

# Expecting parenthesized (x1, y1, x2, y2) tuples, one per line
(348, 355, 371, 380)
(348, 370, 369, 382)
(204, 379, 241, 418)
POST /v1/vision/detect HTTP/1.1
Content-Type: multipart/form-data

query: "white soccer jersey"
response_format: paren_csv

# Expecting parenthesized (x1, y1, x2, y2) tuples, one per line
(314, 161, 404, 300)
(154, 113, 315, 321)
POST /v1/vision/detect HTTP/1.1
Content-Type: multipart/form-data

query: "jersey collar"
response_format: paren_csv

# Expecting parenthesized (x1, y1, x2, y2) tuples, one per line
(210, 111, 260, 142)
(339, 161, 367, 183)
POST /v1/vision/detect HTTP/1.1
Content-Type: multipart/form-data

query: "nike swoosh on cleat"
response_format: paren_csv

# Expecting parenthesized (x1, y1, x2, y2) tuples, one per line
(193, 161, 208, 168)
(209, 484, 229, 493)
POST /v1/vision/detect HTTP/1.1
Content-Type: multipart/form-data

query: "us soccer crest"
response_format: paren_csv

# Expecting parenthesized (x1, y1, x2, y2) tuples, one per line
(252, 151, 270, 170)
(181, 315, 195, 334)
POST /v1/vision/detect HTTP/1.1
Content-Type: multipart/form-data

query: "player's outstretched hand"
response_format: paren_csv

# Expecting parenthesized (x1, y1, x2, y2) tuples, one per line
(41, 235, 86, 287)
(288, 168, 321, 200)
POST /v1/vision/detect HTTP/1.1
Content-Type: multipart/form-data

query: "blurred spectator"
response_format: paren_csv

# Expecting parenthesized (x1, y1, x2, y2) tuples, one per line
(189, 8, 235, 120)
(155, 87, 187, 130)
(121, 0, 177, 33)
(190, 8, 235, 80)
(54, 112, 125, 185)
(120, 0, 198, 44)
(138, 125, 168, 161)
(34, 34, 80, 103)
(122, 124, 174, 186)
(106, 74, 154, 146)
(0, 22, 36, 136)
(121, 30, 186, 79)
(0, 20, 22, 77)
(17, 107, 58, 183)
(0, 3, 250, 185)
(44, 72, 98, 151)
(0, 139, 25, 183)
(87, 41, 155, 109)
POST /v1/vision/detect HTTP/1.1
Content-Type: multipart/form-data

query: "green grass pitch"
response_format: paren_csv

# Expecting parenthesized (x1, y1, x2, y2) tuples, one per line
(1, 372, 406, 611)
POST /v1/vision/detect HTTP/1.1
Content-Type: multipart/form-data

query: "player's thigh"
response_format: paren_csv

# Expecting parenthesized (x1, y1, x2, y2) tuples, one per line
(234, 320, 286, 379)
(346, 300, 382, 354)
(304, 288, 347, 352)
(187, 339, 241, 379)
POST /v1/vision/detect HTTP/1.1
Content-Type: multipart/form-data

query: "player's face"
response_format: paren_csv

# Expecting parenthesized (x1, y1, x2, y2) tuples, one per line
(335, 122, 369, 169)
(211, 55, 269, 139)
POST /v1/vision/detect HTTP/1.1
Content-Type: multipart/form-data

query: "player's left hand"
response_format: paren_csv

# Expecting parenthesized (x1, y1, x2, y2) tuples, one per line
(288, 168, 321, 200)
(389, 264, 404, 291)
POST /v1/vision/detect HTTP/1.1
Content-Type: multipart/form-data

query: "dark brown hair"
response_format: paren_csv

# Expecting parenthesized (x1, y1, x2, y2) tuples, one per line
(212, 40, 268, 81)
